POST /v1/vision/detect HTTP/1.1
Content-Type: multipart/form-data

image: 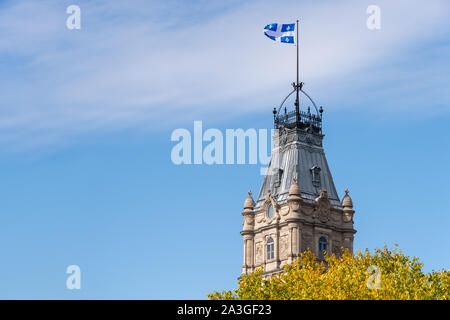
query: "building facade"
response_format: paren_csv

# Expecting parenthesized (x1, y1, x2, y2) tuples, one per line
(241, 88, 356, 278)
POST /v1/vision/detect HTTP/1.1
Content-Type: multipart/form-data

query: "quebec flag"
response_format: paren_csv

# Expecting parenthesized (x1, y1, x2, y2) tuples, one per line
(263, 23, 295, 44)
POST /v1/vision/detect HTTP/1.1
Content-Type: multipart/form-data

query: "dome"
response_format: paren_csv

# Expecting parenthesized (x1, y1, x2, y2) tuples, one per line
(289, 177, 301, 196)
(342, 189, 353, 208)
(243, 191, 255, 209)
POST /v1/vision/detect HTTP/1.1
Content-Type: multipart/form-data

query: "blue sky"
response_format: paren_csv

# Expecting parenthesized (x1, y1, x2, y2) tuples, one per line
(0, 0, 449, 299)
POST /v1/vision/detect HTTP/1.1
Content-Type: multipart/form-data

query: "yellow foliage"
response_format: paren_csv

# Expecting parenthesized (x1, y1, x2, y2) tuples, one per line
(208, 246, 449, 300)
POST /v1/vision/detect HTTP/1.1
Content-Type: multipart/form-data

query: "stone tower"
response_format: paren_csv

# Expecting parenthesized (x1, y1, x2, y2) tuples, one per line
(241, 84, 356, 277)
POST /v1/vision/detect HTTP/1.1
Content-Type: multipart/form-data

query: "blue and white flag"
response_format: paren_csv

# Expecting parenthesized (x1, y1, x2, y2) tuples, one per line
(263, 23, 295, 44)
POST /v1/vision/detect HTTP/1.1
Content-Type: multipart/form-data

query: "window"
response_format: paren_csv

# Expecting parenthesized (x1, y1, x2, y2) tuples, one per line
(267, 203, 274, 219)
(319, 236, 327, 257)
(311, 166, 321, 188)
(266, 237, 274, 260)
(274, 168, 283, 188)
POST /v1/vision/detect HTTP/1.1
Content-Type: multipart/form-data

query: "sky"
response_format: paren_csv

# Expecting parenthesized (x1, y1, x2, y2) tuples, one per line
(0, 0, 449, 299)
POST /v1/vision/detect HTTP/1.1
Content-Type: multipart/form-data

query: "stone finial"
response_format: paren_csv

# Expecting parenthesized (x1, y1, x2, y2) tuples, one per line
(289, 176, 301, 196)
(242, 190, 255, 231)
(342, 188, 353, 208)
(342, 188, 354, 223)
(288, 177, 302, 217)
(243, 190, 255, 209)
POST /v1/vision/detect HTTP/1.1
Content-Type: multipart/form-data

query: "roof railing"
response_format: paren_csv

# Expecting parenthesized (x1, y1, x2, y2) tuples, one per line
(274, 107, 322, 133)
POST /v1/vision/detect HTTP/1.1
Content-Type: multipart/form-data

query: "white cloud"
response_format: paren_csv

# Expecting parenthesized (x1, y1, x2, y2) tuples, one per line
(0, 0, 449, 148)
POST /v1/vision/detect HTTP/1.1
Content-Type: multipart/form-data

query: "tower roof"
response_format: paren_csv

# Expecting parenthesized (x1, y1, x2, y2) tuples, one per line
(255, 87, 340, 210)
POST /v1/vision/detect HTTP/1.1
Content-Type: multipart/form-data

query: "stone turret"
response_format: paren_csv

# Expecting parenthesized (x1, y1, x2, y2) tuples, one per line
(342, 189, 355, 223)
(242, 191, 255, 231)
(241, 191, 255, 274)
(287, 177, 301, 218)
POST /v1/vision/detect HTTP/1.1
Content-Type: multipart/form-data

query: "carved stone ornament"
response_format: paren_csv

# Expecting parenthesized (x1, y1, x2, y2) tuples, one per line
(314, 189, 331, 223)
(257, 190, 280, 224)
(331, 212, 341, 223)
(343, 212, 353, 223)
(256, 212, 266, 224)
(301, 206, 314, 216)
(280, 206, 290, 216)
(305, 135, 313, 144)
(288, 201, 300, 214)
(244, 215, 254, 226)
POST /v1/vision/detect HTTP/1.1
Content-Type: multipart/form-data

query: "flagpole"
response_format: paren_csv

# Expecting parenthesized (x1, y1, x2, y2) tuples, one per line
(297, 19, 299, 88)
(295, 19, 300, 125)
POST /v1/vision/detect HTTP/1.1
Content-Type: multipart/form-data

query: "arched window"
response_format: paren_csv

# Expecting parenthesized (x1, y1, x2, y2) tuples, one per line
(267, 203, 274, 219)
(319, 236, 327, 257)
(266, 237, 274, 260)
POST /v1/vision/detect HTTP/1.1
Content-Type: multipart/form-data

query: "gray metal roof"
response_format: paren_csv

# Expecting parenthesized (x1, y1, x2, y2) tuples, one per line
(255, 126, 341, 209)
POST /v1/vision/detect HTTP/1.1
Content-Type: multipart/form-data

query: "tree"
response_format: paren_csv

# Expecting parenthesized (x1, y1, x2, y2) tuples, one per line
(208, 246, 449, 300)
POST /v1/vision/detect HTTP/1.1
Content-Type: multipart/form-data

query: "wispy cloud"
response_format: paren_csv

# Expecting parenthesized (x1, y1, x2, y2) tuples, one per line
(0, 0, 449, 148)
